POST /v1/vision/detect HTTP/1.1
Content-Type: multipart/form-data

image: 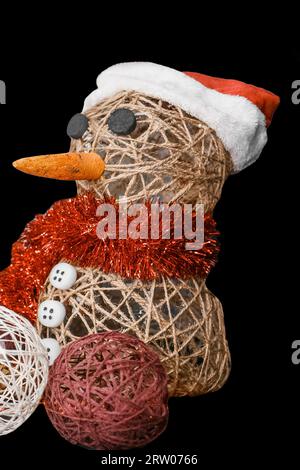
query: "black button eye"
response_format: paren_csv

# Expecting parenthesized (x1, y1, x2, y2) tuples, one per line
(67, 113, 89, 139)
(108, 108, 136, 135)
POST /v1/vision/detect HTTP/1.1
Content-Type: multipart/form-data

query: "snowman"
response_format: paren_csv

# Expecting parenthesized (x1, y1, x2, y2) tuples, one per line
(0, 63, 279, 396)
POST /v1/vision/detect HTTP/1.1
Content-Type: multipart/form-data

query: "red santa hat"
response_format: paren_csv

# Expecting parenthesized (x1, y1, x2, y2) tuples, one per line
(83, 62, 280, 173)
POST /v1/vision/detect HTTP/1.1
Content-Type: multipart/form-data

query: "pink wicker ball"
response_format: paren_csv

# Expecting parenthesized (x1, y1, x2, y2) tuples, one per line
(44, 332, 169, 450)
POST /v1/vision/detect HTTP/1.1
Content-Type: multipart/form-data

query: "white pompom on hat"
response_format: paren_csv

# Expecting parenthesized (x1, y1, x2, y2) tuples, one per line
(83, 62, 280, 173)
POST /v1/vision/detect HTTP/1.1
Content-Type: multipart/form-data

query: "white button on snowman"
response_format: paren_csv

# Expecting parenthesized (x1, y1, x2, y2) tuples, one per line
(49, 262, 77, 290)
(41, 338, 61, 366)
(38, 300, 66, 328)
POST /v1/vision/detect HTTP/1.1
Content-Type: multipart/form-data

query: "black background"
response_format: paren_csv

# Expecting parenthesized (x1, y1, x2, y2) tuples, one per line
(0, 29, 298, 467)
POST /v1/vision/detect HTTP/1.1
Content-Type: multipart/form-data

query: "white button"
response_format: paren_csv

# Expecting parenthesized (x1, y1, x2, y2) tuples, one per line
(49, 262, 77, 290)
(38, 300, 66, 328)
(41, 338, 61, 366)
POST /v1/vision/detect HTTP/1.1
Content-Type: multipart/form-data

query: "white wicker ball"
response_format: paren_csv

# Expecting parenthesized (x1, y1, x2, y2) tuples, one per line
(0, 306, 49, 435)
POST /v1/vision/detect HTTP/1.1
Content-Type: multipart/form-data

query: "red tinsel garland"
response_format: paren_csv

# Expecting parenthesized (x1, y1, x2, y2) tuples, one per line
(0, 193, 219, 322)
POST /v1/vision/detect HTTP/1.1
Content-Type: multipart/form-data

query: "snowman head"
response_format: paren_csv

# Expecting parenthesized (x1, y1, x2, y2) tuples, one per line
(71, 90, 232, 211)
(13, 63, 279, 212)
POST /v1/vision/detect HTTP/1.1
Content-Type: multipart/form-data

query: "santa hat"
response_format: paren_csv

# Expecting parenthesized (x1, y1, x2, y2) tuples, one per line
(83, 62, 280, 173)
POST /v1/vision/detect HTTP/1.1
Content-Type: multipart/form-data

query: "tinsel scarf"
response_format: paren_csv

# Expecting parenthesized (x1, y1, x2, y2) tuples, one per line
(0, 193, 219, 322)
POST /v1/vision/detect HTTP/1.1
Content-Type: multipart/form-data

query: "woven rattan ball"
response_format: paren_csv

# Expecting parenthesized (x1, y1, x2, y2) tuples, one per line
(38, 269, 230, 397)
(0, 306, 48, 435)
(44, 332, 169, 450)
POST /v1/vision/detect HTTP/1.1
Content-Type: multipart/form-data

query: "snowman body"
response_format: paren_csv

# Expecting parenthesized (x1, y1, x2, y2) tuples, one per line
(37, 92, 231, 396)
(38, 266, 230, 396)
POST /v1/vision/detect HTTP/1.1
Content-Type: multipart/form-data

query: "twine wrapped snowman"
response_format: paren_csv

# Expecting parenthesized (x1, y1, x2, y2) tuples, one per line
(0, 63, 279, 448)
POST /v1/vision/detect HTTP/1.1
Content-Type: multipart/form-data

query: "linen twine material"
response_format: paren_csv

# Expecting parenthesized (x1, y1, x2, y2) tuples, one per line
(38, 268, 230, 397)
(72, 91, 232, 211)
(0, 306, 48, 435)
(44, 332, 169, 450)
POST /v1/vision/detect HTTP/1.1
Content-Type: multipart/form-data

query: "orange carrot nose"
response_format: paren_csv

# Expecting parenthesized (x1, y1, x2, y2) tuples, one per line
(12, 152, 105, 181)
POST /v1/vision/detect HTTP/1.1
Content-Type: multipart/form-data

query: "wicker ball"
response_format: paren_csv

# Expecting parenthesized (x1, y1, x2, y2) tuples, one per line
(44, 332, 169, 450)
(0, 306, 48, 435)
